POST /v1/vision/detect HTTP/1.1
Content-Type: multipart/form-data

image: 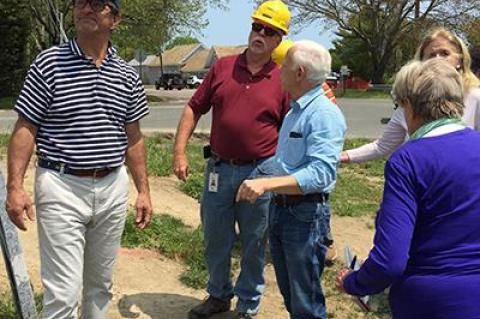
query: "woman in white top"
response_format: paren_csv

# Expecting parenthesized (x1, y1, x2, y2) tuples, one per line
(341, 27, 480, 163)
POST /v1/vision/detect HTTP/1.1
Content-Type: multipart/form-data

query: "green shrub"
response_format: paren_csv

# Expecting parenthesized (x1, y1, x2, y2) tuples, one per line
(121, 213, 208, 288)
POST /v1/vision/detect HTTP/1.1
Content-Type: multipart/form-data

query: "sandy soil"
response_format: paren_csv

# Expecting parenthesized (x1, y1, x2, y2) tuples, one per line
(0, 161, 376, 318)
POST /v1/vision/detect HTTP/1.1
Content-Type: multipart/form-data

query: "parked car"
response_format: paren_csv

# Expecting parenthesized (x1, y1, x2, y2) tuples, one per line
(155, 73, 187, 90)
(325, 73, 339, 89)
(186, 75, 203, 89)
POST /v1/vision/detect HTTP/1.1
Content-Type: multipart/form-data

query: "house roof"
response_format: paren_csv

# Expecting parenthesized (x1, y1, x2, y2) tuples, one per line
(212, 45, 247, 59)
(181, 48, 211, 73)
(142, 44, 203, 67)
(142, 55, 160, 67)
(163, 44, 203, 65)
(127, 58, 140, 67)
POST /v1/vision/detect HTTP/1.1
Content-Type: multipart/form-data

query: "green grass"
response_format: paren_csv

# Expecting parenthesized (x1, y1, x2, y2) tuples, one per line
(0, 97, 15, 110)
(146, 135, 205, 178)
(121, 213, 208, 288)
(335, 89, 390, 99)
(0, 291, 43, 318)
(322, 262, 390, 319)
(332, 139, 386, 217)
(0, 134, 9, 147)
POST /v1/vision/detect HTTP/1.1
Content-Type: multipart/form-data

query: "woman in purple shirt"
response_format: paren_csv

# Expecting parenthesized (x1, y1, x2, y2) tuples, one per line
(336, 58, 480, 319)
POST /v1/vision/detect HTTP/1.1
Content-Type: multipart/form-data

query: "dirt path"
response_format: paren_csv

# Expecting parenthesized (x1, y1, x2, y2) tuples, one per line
(0, 161, 376, 318)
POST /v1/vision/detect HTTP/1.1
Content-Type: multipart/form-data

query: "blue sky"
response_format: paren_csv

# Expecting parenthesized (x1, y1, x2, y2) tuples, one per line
(199, 1, 336, 49)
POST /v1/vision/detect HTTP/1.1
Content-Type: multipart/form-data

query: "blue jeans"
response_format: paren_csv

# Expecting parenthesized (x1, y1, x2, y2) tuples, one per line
(269, 201, 328, 319)
(323, 201, 333, 246)
(201, 158, 270, 315)
(254, 157, 333, 246)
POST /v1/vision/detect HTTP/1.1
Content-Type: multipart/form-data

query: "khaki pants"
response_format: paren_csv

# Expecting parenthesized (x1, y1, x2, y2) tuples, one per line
(35, 166, 129, 319)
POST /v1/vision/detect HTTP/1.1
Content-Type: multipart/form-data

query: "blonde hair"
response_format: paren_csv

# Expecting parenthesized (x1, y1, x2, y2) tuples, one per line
(393, 59, 464, 122)
(414, 27, 480, 93)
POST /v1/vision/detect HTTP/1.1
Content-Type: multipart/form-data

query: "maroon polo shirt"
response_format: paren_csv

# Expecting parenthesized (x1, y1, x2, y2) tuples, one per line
(189, 51, 290, 160)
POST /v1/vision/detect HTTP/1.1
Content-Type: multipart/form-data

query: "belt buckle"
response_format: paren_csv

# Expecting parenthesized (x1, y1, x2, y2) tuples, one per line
(93, 168, 109, 178)
(55, 162, 66, 174)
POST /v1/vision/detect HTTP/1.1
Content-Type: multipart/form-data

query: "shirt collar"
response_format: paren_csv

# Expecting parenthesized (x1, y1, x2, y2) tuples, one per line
(69, 38, 118, 59)
(237, 50, 276, 79)
(291, 85, 325, 110)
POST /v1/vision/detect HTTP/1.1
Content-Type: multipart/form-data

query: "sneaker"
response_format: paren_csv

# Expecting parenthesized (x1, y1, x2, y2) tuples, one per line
(236, 313, 254, 319)
(188, 295, 231, 319)
(325, 243, 338, 266)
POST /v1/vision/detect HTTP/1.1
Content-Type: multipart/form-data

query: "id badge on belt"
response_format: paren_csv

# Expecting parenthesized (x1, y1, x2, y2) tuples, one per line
(208, 172, 219, 192)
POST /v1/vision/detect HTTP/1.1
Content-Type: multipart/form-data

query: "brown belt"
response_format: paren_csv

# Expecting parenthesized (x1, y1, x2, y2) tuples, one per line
(38, 158, 116, 178)
(211, 152, 260, 166)
(273, 193, 329, 207)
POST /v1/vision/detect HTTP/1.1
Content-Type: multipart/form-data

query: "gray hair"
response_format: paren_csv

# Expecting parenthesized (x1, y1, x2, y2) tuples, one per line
(290, 40, 331, 85)
(392, 58, 464, 121)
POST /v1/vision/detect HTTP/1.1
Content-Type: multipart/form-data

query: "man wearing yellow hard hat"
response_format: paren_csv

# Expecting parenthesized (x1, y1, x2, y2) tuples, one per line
(273, 40, 339, 264)
(173, 1, 290, 318)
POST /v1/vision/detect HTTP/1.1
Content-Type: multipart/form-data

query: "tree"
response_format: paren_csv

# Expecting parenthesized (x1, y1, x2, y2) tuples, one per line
(330, 31, 372, 80)
(465, 18, 480, 48)
(25, 1, 228, 59)
(113, 0, 228, 58)
(0, 0, 31, 97)
(165, 36, 200, 50)
(29, 0, 73, 51)
(286, 0, 480, 83)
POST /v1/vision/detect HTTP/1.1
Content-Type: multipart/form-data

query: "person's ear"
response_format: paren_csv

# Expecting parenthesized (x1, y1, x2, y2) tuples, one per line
(111, 13, 121, 31)
(296, 66, 305, 81)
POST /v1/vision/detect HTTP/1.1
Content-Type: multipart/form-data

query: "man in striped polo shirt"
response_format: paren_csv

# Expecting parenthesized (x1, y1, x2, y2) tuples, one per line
(5, 0, 152, 318)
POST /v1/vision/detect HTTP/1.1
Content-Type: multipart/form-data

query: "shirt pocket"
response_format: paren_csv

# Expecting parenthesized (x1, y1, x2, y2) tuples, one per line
(284, 135, 306, 167)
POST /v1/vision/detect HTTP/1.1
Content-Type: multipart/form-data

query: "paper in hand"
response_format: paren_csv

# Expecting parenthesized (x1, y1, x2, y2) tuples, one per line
(344, 245, 371, 312)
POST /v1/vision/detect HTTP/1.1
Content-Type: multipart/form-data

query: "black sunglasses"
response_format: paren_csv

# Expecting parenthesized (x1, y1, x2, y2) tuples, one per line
(251, 22, 280, 37)
(73, 0, 113, 13)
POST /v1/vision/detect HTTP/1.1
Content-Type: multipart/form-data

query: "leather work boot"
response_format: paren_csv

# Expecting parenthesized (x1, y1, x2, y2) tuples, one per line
(188, 295, 231, 319)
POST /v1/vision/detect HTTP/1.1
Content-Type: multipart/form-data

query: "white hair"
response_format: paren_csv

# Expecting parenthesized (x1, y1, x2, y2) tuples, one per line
(290, 40, 331, 84)
(393, 58, 464, 121)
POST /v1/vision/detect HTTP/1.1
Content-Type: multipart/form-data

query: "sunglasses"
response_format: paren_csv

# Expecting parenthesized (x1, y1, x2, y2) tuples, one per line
(73, 0, 113, 13)
(251, 22, 280, 37)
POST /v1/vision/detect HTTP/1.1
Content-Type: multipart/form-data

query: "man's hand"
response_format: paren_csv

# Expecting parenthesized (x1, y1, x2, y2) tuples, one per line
(336, 268, 353, 293)
(173, 152, 189, 181)
(340, 151, 350, 164)
(5, 187, 35, 231)
(134, 192, 152, 229)
(236, 179, 268, 203)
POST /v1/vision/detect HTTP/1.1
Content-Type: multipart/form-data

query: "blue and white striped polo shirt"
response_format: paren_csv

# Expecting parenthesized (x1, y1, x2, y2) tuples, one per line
(14, 39, 149, 169)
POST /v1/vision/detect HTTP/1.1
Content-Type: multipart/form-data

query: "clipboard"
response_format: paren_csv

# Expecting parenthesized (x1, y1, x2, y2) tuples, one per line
(344, 245, 371, 312)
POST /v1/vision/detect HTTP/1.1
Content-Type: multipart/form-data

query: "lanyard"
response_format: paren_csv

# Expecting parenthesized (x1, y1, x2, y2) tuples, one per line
(409, 118, 464, 140)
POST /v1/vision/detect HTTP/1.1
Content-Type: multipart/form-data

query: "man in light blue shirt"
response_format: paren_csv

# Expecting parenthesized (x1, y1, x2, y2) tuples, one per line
(236, 40, 346, 319)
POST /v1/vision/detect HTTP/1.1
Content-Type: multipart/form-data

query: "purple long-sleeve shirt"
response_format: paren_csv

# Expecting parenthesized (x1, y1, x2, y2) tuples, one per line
(344, 128, 480, 319)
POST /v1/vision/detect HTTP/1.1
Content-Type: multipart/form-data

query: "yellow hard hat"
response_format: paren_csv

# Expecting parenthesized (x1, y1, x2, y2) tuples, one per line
(272, 39, 294, 65)
(252, 0, 291, 35)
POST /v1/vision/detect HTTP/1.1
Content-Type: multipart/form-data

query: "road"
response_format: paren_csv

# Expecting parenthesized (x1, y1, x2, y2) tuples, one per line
(0, 98, 394, 138)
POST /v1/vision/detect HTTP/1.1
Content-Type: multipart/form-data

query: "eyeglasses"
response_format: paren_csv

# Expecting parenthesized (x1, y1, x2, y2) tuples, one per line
(73, 0, 110, 12)
(251, 22, 280, 37)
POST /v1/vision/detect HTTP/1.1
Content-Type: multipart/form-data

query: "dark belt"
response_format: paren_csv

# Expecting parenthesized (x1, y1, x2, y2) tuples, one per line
(273, 193, 329, 207)
(211, 152, 261, 166)
(37, 158, 116, 178)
